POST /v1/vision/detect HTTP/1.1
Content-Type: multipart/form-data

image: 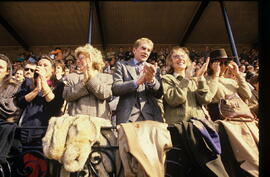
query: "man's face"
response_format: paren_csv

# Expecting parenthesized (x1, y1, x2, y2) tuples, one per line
(133, 42, 152, 62)
(24, 64, 36, 79)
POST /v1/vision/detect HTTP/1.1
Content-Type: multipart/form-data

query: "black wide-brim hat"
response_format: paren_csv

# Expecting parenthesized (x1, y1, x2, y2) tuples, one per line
(210, 48, 235, 60)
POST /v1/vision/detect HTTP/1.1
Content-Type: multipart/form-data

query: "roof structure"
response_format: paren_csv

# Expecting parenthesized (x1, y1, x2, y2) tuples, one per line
(0, 1, 258, 50)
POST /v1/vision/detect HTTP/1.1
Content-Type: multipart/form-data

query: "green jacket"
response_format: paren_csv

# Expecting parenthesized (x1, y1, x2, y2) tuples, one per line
(162, 74, 212, 124)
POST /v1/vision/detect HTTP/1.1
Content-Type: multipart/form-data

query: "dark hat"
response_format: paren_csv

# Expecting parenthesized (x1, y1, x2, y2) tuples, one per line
(210, 48, 233, 60)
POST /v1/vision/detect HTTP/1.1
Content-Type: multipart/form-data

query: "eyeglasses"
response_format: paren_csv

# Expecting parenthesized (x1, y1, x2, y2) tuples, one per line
(172, 54, 186, 59)
(24, 68, 35, 72)
(77, 55, 88, 60)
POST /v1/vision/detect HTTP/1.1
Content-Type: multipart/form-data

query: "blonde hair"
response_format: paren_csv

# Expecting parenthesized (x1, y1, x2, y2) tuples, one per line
(133, 38, 154, 51)
(166, 46, 191, 74)
(75, 44, 105, 72)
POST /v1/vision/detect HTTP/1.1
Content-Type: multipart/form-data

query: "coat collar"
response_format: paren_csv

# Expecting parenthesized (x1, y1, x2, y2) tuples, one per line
(126, 59, 138, 80)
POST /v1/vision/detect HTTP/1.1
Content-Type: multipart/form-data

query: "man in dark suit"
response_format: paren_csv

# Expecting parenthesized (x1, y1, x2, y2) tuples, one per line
(112, 38, 163, 124)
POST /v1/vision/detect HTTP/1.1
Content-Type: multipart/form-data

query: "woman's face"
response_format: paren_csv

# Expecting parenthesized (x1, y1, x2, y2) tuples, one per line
(15, 69, 24, 82)
(55, 65, 64, 75)
(209, 59, 228, 75)
(38, 59, 54, 79)
(171, 50, 188, 72)
(0, 59, 8, 81)
(76, 53, 90, 71)
(64, 68, 70, 75)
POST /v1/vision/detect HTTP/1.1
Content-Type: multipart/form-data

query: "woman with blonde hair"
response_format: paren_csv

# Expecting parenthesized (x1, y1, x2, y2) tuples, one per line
(162, 47, 229, 177)
(162, 46, 212, 123)
(62, 44, 113, 119)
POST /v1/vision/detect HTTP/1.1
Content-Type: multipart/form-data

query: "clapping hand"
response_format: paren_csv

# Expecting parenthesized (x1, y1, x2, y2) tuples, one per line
(185, 62, 196, 79)
(143, 63, 156, 83)
(136, 63, 157, 85)
(83, 58, 97, 84)
(35, 66, 47, 80)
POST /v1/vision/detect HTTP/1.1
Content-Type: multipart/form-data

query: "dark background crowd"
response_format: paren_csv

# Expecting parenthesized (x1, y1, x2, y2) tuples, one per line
(7, 46, 259, 85)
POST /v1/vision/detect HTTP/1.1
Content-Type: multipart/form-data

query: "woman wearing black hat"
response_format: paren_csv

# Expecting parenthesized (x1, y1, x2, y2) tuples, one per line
(206, 48, 252, 121)
(205, 48, 258, 177)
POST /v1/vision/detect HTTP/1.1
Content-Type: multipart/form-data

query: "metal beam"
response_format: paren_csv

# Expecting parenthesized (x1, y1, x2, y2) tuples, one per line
(180, 1, 210, 46)
(88, 0, 94, 44)
(219, 0, 240, 65)
(0, 15, 29, 50)
(95, 0, 106, 50)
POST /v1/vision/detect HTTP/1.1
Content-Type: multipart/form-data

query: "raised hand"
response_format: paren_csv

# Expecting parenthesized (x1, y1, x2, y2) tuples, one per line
(185, 62, 196, 79)
(35, 77, 42, 91)
(227, 61, 240, 76)
(83, 58, 97, 83)
(196, 57, 210, 77)
(144, 63, 156, 83)
(35, 66, 47, 80)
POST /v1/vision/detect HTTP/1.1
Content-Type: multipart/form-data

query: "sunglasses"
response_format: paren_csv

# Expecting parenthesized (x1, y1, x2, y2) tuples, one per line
(210, 59, 231, 66)
(24, 68, 35, 72)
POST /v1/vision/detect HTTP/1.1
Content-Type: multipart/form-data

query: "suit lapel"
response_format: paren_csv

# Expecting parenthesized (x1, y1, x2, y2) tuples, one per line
(126, 59, 138, 80)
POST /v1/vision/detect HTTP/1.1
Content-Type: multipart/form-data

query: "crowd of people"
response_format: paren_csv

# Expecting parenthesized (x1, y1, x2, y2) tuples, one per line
(0, 38, 259, 177)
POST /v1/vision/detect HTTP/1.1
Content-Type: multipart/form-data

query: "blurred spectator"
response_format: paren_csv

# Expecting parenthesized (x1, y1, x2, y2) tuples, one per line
(64, 67, 70, 77)
(55, 60, 65, 81)
(106, 48, 115, 59)
(125, 47, 133, 61)
(13, 67, 25, 84)
(239, 64, 246, 77)
(189, 49, 199, 61)
(160, 65, 167, 75)
(201, 46, 210, 59)
(0, 54, 21, 122)
(117, 47, 125, 61)
(239, 48, 250, 61)
(245, 65, 256, 82)
(69, 64, 77, 73)
(50, 48, 63, 60)
(24, 62, 37, 79)
(13, 60, 23, 74)
(103, 60, 112, 74)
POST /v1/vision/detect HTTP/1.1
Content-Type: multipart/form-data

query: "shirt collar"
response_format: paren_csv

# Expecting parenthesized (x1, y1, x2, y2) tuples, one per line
(133, 58, 144, 65)
(173, 72, 184, 79)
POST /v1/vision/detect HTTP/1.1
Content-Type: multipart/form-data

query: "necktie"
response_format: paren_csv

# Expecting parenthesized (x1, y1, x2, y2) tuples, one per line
(136, 62, 143, 75)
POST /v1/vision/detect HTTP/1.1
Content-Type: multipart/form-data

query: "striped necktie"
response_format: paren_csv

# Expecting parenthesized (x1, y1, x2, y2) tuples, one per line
(136, 62, 144, 75)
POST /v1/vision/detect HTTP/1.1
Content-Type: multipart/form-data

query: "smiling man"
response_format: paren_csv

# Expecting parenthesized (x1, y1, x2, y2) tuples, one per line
(112, 38, 163, 124)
